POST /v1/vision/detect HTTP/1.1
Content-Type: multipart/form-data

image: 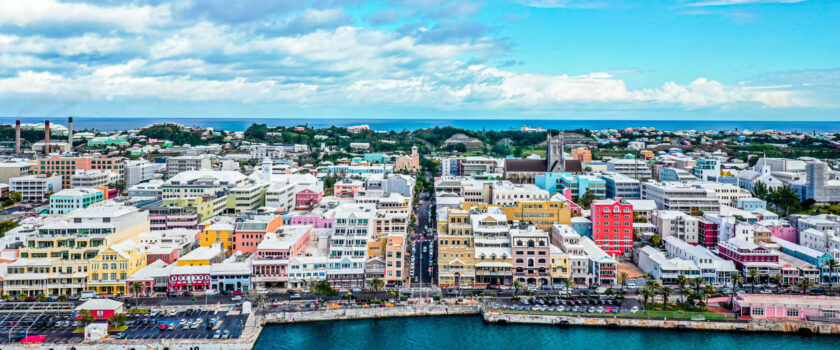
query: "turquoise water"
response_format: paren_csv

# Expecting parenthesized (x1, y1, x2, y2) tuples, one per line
(253, 316, 838, 350)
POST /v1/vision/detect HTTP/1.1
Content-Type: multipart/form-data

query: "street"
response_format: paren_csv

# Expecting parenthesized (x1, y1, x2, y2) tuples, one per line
(411, 192, 437, 288)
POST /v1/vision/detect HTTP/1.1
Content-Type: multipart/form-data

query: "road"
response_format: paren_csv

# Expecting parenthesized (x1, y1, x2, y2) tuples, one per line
(411, 192, 437, 287)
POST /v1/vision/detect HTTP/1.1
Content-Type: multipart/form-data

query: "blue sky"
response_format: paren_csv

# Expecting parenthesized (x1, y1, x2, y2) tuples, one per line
(0, 0, 837, 120)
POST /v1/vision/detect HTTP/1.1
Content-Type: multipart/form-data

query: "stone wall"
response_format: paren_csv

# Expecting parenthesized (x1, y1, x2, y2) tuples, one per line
(264, 305, 481, 324)
(482, 311, 840, 335)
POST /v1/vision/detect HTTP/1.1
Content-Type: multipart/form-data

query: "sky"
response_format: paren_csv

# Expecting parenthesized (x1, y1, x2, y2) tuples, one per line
(0, 0, 838, 121)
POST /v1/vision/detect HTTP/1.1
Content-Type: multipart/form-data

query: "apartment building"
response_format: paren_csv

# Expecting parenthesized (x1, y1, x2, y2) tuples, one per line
(599, 172, 641, 200)
(6, 205, 149, 297)
(71, 169, 116, 187)
(664, 236, 736, 284)
(0, 161, 32, 184)
(124, 160, 158, 187)
(9, 174, 62, 202)
(437, 207, 475, 288)
(590, 198, 634, 256)
(511, 225, 552, 287)
(48, 187, 106, 214)
(327, 204, 374, 288)
(34, 155, 124, 189)
(608, 158, 652, 180)
(651, 210, 699, 244)
(642, 181, 721, 213)
(166, 155, 211, 177)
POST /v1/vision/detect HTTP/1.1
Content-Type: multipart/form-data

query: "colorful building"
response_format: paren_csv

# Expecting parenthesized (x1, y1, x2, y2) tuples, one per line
(232, 214, 284, 254)
(35, 155, 124, 189)
(201, 222, 235, 255)
(734, 294, 840, 320)
(590, 198, 634, 256)
(48, 187, 106, 214)
(295, 188, 323, 209)
(87, 240, 147, 295)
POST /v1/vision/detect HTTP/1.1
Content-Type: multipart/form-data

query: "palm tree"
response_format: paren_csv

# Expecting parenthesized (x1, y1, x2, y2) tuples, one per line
(513, 280, 523, 297)
(563, 279, 573, 295)
(369, 278, 384, 299)
(826, 259, 838, 293)
(703, 283, 715, 306)
(618, 272, 628, 293)
(797, 278, 812, 293)
(730, 273, 743, 305)
(692, 277, 704, 295)
(642, 286, 655, 310)
(660, 286, 673, 310)
(130, 282, 145, 309)
(676, 274, 687, 290)
(747, 268, 760, 293)
(773, 273, 783, 291)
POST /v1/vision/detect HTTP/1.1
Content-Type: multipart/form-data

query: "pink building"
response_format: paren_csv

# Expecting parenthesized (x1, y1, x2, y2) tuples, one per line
(289, 216, 334, 228)
(334, 179, 363, 198)
(698, 218, 719, 248)
(168, 265, 211, 293)
(717, 238, 779, 273)
(734, 294, 840, 320)
(295, 188, 323, 209)
(759, 220, 798, 244)
(251, 225, 312, 289)
(590, 198, 633, 256)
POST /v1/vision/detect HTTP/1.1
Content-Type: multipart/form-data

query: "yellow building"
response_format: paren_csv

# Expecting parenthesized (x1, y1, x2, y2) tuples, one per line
(550, 245, 570, 284)
(87, 240, 146, 295)
(384, 233, 408, 287)
(6, 205, 149, 297)
(163, 195, 228, 222)
(475, 247, 513, 288)
(176, 243, 223, 266)
(201, 222, 235, 255)
(461, 201, 571, 231)
(437, 208, 476, 288)
(367, 239, 386, 258)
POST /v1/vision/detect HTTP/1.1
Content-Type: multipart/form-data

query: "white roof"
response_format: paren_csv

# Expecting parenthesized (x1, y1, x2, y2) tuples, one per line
(76, 299, 123, 311)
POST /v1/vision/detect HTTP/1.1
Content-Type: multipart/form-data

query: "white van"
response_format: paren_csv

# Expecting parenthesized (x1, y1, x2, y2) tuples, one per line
(80, 291, 99, 301)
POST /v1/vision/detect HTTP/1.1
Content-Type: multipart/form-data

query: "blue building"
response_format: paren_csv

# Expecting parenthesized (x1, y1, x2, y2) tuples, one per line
(363, 153, 387, 164)
(535, 173, 606, 199)
(736, 198, 767, 211)
(571, 216, 592, 238)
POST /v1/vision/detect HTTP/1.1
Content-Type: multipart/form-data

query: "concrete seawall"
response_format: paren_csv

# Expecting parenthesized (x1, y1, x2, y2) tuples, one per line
(263, 305, 481, 324)
(482, 311, 840, 335)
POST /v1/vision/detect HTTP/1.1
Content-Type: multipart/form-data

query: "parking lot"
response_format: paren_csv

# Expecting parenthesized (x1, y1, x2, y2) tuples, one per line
(490, 296, 643, 315)
(120, 309, 247, 340)
(0, 303, 247, 344)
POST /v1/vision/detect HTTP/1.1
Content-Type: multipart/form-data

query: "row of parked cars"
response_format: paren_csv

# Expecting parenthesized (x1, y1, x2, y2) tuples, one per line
(521, 297, 621, 307)
(501, 303, 638, 314)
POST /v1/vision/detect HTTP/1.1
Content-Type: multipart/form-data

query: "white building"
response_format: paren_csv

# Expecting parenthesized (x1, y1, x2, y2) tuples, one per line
(9, 174, 62, 202)
(642, 181, 721, 213)
(651, 210, 699, 244)
(125, 160, 158, 187)
(663, 236, 736, 284)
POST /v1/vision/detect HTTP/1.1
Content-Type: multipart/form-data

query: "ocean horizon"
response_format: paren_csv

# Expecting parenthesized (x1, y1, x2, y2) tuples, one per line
(1, 117, 839, 133)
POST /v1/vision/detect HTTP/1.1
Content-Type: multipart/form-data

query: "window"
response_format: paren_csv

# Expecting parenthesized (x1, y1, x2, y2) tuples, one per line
(752, 308, 764, 316)
(786, 309, 799, 317)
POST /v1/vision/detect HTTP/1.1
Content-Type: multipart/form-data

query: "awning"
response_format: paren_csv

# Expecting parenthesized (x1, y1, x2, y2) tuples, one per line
(22, 336, 46, 343)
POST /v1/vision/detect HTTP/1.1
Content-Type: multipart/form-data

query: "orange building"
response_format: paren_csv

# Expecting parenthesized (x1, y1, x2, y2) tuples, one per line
(34, 155, 124, 188)
(232, 214, 285, 254)
(570, 148, 592, 163)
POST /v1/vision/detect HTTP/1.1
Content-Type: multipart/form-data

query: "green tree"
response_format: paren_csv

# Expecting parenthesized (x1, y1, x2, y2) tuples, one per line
(826, 259, 838, 293)
(578, 190, 595, 209)
(769, 184, 801, 215)
(8, 191, 22, 203)
(512, 280, 523, 297)
(368, 278, 384, 299)
(0, 220, 19, 237)
(752, 181, 769, 200)
(79, 309, 95, 325)
(108, 313, 127, 327)
(797, 277, 812, 293)
(747, 268, 760, 293)
(642, 286, 655, 310)
(659, 286, 673, 310)
(310, 280, 338, 297)
(649, 234, 661, 247)
(618, 272, 628, 293)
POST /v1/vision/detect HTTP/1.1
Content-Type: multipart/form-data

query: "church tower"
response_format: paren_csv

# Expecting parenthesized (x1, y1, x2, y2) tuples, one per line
(546, 133, 565, 173)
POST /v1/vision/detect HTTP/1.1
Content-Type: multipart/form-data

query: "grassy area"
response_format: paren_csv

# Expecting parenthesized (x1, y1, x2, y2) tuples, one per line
(797, 204, 840, 215)
(127, 308, 150, 313)
(496, 309, 735, 321)
(73, 327, 85, 333)
(109, 326, 128, 331)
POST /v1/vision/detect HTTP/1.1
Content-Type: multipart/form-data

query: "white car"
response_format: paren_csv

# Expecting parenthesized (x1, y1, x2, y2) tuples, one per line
(205, 289, 219, 296)
(630, 306, 639, 314)
(231, 295, 242, 301)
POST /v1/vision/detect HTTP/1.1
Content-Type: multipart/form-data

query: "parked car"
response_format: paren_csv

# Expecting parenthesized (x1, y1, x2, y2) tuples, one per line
(290, 293, 302, 300)
(205, 289, 219, 296)
(231, 295, 242, 301)
(182, 291, 194, 297)
(115, 332, 127, 339)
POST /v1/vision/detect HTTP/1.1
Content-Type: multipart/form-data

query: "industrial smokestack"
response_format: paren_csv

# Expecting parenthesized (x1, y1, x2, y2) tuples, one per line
(68, 116, 73, 149)
(15, 120, 20, 154)
(44, 120, 50, 155)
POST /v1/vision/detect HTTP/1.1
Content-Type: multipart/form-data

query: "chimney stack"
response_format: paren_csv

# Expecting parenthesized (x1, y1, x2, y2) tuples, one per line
(44, 120, 50, 155)
(15, 120, 20, 154)
(68, 116, 73, 149)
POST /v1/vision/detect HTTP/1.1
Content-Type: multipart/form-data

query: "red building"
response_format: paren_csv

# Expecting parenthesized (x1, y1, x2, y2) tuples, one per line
(167, 265, 211, 293)
(590, 198, 634, 256)
(698, 218, 719, 248)
(74, 299, 125, 320)
(295, 188, 323, 209)
(146, 247, 181, 265)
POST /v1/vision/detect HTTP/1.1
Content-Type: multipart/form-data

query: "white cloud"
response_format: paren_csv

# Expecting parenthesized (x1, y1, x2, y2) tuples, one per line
(0, 33, 124, 56)
(0, 0, 171, 33)
(683, 0, 806, 7)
